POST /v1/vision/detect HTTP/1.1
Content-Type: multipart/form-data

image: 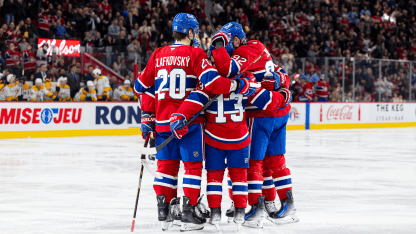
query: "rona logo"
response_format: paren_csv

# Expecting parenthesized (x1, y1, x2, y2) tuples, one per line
(96, 106, 141, 125)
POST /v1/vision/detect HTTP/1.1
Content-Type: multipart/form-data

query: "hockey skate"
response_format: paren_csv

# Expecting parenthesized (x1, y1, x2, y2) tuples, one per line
(196, 195, 210, 219)
(169, 197, 182, 226)
(265, 190, 299, 225)
(225, 202, 235, 223)
(209, 208, 221, 231)
(156, 195, 171, 231)
(180, 196, 206, 232)
(234, 207, 245, 231)
(243, 196, 265, 228)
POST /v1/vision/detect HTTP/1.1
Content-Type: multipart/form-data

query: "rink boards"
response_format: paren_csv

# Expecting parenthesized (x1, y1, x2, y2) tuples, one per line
(0, 102, 415, 139)
(0, 102, 142, 139)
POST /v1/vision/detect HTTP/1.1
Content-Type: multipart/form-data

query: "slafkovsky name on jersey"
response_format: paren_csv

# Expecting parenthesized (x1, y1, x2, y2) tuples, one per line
(156, 56, 191, 68)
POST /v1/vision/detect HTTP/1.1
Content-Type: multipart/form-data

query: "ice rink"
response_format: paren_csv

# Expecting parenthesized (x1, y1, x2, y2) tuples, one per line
(1, 127, 416, 234)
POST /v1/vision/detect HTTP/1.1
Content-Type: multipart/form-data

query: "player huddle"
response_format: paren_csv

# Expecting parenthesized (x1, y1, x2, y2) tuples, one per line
(134, 13, 298, 231)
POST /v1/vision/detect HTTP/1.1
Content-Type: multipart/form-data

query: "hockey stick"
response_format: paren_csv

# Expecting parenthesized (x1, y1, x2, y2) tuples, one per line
(205, 0, 217, 34)
(131, 134, 151, 232)
(127, 135, 160, 178)
(138, 49, 268, 155)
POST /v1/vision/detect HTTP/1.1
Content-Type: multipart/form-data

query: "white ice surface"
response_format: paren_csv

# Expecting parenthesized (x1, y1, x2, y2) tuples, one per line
(1, 128, 416, 234)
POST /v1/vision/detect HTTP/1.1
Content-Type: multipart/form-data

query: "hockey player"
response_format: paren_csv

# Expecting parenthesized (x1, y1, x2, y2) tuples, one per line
(93, 68, 112, 101)
(133, 13, 257, 232)
(172, 69, 291, 231)
(315, 74, 329, 102)
(297, 75, 314, 102)
(30, 78, 54, 101)
(210, 22, 298, 226)
(6, 74, 21, 101)
(116, 80, 138, 101)
(56, 77, 72, 101)
(79, 81, 97, 101)
(43, 77, 57, 101)
(73, 87, 85, 101)
(0, 74, 13, 101)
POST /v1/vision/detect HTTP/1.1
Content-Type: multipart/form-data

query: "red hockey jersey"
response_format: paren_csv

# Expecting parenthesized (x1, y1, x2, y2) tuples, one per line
(134, 43, 236, 132)
(212, 40, 291, 118)
(298, 81, 315, 102)
(98, 2, 112, 14)
(176, 74, 287, 150)
(38, 13, 51, 32)
(22, 49, 36, 72)
(6, 28, 22, 47)
(315, 80, 329, 99)
(5, 49, 21, 67)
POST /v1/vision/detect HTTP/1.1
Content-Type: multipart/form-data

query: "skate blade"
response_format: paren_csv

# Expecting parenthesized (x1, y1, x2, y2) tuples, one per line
(214, 224, 221, 232)
(242, 220, 264, 228)
(227, 217, 233, 223)
(161, 221, 172, 231)
(180, 223, 204, 232)
(266, 214, 299, 225)
(173, 220, 181, 226)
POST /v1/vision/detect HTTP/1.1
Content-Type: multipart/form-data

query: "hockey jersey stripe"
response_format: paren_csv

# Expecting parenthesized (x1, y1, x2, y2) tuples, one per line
(273, 175, 291, 181)
(274, 178, 292, 188)
(198, 69, 227, 89)
(134, 78, 150, 95)
(153, 181, 178, 189)
(156, 121, 170, 126)
(262, 178, 274, 186)
(228, 59, 240, 77)
(185, 91, 209, 107)
(207, 184, 223, 192)
(248, 183, 262, 193)
(251, 89, 273, 111)
(183, 178, 201, 186)
(154, 176, 178, 186)
(275, 184, 292, 190)
(232, 184, 248, 192)
(205, 130, 249, 143)
(155, 76, 197, 92)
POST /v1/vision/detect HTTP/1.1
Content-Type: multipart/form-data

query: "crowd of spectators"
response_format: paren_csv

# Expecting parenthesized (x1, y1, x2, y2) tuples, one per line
(1, 0, 416, 102)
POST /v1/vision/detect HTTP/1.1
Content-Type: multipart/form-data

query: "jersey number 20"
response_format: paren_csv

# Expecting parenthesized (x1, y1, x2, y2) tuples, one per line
(156, 68, 186, 100)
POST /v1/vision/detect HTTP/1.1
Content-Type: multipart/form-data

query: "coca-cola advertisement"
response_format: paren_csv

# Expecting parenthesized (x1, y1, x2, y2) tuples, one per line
(310, 103, 416, 127)
(324, 105, 355, 121)
(310, 103, 361, 124)
(37, 38, 81, 57)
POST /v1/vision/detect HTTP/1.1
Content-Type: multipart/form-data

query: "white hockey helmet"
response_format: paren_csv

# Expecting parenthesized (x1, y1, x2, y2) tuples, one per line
(87, 81, 95, 87)
(58, 76, 67, 84)
(35, 78, 42, 84)
(7, 74, 16, 83)
(124, 80, 131, 85)
(0, 73, 4, 78)
(93, 68, 101, 76)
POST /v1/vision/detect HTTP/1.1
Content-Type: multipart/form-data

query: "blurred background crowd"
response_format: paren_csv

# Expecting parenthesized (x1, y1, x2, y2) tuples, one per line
(1, 0, 416, 102)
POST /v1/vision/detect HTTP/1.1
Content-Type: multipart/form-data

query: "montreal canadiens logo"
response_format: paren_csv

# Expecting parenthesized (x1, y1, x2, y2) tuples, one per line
(41, 109, 53, 124)
(289, 107, 299, 121)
